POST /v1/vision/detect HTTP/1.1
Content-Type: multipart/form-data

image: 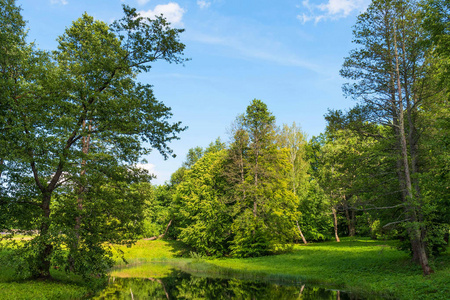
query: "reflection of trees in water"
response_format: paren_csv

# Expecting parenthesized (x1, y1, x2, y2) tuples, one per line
(93, 269, 353, 299)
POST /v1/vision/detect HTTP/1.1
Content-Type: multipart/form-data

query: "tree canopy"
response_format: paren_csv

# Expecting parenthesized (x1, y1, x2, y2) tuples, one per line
(0, 1, 187, 281)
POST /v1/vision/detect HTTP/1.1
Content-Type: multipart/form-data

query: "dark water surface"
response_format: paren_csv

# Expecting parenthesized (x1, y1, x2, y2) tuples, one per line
(93, 263, 377, 299)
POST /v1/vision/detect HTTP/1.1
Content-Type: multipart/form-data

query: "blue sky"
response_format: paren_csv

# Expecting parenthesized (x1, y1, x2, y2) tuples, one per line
(18, 0, 370, 184)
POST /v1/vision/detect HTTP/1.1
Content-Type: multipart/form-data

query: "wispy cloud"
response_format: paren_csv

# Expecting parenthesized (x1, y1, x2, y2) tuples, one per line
(297, 0, 369, 23)
(197, 0, 211, 9)
(137, 0, 151, 5)
(148, 73, 215, 81)
(189, 32, 324, 75)
(50, 0, 68, 5)
(139, 2, 185, 26)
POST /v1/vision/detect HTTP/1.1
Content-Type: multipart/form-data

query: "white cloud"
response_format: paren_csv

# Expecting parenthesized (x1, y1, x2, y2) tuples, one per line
(319, 0, 360, 15)
(139, 2, 185, 26)
(50, 0, 68, 5)
(135, 163, 157, 176)
(137, 0, 151, 5)
(197, 0, 211, 9)
(297, 0, 369, 24)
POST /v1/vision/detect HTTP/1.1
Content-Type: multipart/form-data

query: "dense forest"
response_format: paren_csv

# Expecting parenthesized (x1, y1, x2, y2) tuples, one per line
(0, 0, 449, 289)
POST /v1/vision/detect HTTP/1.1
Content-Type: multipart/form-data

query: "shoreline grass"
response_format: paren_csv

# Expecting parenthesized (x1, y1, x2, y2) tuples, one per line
(1, 238, 449, 299)
(198, 238, 450, 300)
(108, 237, 450, 299)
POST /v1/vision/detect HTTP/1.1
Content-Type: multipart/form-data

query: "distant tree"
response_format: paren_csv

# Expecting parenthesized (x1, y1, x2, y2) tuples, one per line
(205, 137, 227, 154)
(277, 123, 309, 195)
(297, 179, 333, 241)
(141, 184, 173, 239)
(166, 137, 227, 241)
(226, 100, 298, 257)
(182, 147, 204, 169)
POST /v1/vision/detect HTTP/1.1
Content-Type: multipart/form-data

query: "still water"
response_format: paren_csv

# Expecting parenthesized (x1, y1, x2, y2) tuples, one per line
(93, 263, 372, 299)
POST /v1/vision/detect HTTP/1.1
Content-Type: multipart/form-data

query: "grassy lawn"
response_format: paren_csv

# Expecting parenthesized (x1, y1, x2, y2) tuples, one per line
(0, 238, 449, 299)
(201, 238, 450, 300)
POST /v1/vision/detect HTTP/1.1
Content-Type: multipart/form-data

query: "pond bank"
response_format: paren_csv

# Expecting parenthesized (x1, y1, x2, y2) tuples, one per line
(110, 237, 450, 299)
(1, 237, 449, 299)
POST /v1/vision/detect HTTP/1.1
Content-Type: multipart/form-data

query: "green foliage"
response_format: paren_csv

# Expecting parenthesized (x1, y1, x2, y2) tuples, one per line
(0, 1, 187, 281)
(229, 101, 298, 255)
(225, 101, 298, 256)
(141, 184, 172, 238)
(422, 0, 450, 84)
(182, 147, 205, 169)
(174, 101, 299, 257)
(277, 122, 309, 195)
(424, 223, 450, 257)
(229, 212, 271, 257)
(205, 137, 226, 154)
(175, 150, 232, 257)
(298, 181, 332, 241)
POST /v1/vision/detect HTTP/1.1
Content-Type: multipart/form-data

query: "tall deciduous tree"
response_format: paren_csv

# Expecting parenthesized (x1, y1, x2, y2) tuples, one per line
(340, 0, 435, 275)
(0, 2, 187, 280)
(278, 123, 309, 244)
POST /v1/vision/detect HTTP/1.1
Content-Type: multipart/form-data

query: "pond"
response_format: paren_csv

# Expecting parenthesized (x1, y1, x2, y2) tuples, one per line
(93, 262, 377, 299)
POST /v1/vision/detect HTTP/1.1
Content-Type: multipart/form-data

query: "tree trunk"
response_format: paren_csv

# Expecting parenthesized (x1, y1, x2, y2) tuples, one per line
(296, 220, 308, 244)
(344, 204, 355, 237)
(69, 121, 91, 271)
(36, 193, 53, 279)
(393, 27, 433, 275)
(332, 207, 340, 242)
(350, 209, 356, 236)
(366, 212, 377, 240)
(146, 220, 173, 241)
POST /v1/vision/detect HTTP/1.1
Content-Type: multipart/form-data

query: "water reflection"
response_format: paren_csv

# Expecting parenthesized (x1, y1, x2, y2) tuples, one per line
(94, 267, 361, 299)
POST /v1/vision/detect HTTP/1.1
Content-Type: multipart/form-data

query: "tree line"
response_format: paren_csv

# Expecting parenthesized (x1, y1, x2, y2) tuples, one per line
(142, 0, 449, 276)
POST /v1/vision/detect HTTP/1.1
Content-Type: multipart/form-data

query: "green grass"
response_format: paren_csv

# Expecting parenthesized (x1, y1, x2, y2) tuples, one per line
(0, 257, 89, 300)
(112, 239, 187, 265)
(1, 238, 449, 299)
(0, 239, 185, 299)
(199, 238, 450, 300)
